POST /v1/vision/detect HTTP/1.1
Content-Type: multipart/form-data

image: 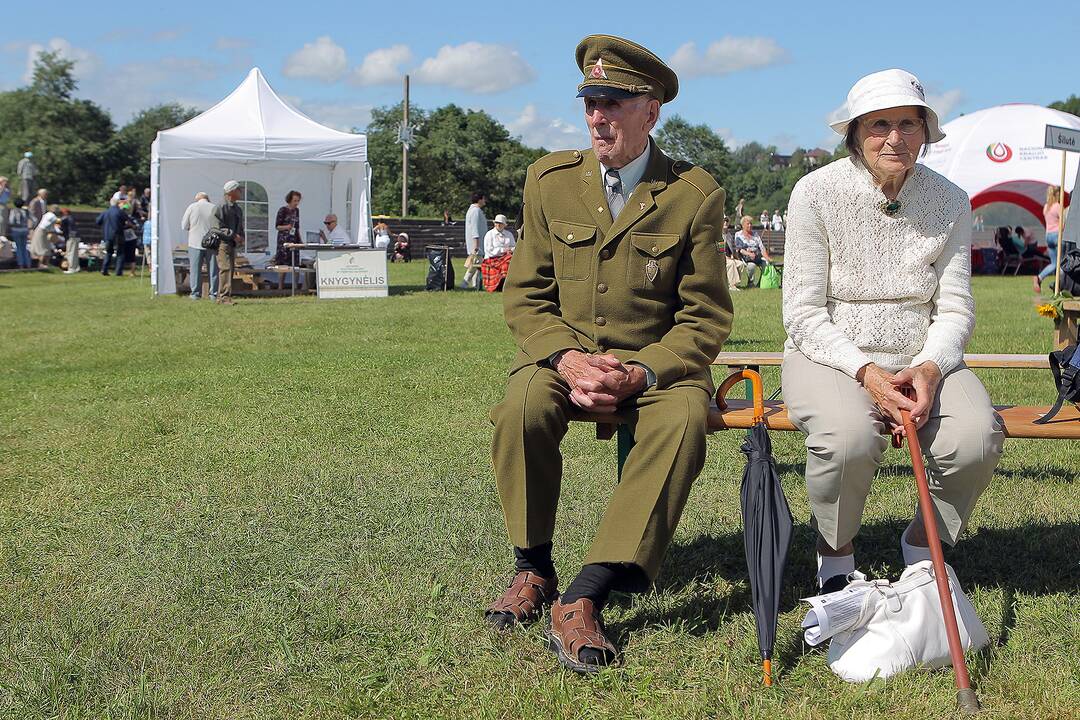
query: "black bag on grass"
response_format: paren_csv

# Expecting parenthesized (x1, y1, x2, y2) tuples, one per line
(1058, 247, 1080, 295)
(1033, 342, 1080, 424)
(426, 245, 455, 291)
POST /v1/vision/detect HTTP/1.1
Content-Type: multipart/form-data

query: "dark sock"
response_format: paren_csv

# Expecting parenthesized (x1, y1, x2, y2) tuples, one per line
(513, 542, 555, 579)
(561, 563, 619, 607)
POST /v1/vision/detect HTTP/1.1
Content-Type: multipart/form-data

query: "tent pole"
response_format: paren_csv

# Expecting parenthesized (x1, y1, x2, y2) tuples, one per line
(1055, 150, 1067, 293)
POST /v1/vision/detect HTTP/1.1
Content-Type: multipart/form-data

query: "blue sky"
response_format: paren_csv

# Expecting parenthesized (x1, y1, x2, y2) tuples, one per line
(2, 1, 1077, 154)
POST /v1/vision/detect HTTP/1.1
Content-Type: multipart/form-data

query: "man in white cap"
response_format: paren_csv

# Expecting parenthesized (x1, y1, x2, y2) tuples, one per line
(213, 180, 245, 305)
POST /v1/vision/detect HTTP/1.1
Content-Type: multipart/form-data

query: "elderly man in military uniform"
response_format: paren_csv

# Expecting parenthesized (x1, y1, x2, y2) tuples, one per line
(485, 35, 733, 673)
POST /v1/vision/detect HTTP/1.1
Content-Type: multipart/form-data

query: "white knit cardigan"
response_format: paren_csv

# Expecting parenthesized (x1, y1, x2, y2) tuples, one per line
(782, 157, 974, 378)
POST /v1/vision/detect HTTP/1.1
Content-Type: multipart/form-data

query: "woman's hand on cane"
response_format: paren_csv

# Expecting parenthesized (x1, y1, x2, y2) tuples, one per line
(889, 362, 942, 430)
(857, 363, 917, 436)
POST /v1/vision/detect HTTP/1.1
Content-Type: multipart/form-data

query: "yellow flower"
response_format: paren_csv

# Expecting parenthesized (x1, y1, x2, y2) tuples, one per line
(1037, 303, 1060, 320)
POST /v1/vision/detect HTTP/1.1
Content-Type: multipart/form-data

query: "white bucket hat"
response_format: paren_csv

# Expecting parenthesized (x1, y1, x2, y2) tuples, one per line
(829, 69, 945, 143)
(494, 214, 508, 224)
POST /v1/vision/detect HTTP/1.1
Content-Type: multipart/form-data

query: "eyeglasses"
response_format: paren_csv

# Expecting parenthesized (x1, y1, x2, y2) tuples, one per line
(863, 117, 925, 136)
(323, 220, 334, 225)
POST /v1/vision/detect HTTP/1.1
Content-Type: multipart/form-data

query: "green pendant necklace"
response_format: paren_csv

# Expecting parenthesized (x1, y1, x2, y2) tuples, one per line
(880, 199, 902, 216)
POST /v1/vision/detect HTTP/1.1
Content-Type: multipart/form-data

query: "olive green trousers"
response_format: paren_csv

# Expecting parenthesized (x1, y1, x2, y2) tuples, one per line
(490, 364, 710, 585)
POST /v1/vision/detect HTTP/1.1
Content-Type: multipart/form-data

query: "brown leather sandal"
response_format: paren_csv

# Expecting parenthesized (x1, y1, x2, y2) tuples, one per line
(485, 571, 558, 631)
(546, 598, 619, 674)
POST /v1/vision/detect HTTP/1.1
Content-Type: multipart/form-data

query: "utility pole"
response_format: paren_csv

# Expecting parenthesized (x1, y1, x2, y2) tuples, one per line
(401, 75, 409, 218)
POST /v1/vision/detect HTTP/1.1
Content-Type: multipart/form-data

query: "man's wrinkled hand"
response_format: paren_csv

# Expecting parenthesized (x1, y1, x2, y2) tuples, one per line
(555, 351, 646, 412)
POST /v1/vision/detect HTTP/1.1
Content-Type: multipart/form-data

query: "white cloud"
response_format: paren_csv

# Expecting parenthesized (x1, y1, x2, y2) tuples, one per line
(926, 89, 963, 120)
(23, 38, 102, 84)
(714, 127, 746, 149)
(152, 28, 188, 42)
(350, 45, 412, 86)
(285, 97, 373, 132)
(283, 36, 347, 82)
(215, 37, 252, 51)
(507, 104, 588, 150)
(669, 37, 788, 79)
(413, 42, 534, 94)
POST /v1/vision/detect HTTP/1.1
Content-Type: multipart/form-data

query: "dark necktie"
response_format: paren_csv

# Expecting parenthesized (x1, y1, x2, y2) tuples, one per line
(605, 168, 625, 218)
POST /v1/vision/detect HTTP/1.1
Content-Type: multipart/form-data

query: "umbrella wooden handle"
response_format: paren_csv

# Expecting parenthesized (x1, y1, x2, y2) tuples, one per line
(900, 407, 981, 714)
(716, 369, 764, 423)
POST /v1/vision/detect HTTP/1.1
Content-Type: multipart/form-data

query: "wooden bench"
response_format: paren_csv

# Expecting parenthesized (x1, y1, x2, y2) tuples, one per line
(570, 351, 1079, 475)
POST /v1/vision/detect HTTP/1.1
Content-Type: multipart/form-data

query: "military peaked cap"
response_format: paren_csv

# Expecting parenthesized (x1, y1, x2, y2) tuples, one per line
(575, 34, 678, 104)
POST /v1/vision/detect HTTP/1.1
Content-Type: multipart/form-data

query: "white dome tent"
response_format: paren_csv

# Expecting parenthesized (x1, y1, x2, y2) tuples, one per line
(920, 103, 1078, 225)
(149, 68, 371, 295)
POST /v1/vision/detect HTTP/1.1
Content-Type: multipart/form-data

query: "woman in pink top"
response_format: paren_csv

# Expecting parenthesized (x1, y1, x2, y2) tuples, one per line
(1035, 185, 1063, 291)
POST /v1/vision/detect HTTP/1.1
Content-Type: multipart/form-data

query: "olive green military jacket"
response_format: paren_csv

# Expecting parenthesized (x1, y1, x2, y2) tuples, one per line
(502, 142, 734, 393)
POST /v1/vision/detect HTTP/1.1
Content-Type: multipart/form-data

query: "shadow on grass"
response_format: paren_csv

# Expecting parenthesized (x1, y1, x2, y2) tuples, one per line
(613, 519, 1079, 662)
(389, 284, 433, 296)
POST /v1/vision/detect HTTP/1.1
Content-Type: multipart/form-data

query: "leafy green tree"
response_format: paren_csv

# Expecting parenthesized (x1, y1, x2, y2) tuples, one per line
(101, 103, 199, 201)
(365, 102, 542, 218)
(0, 51, 113, 203)
(1049, 95, 1080, 118)
(654, 115, 733, 185)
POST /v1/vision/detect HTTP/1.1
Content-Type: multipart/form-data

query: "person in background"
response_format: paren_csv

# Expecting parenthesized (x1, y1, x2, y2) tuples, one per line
(374, 221, 392, 251)
(1035, 185, 1064, 293)
(735, 196, 745, 220)
(16, 152, 36, 202)
(759, 209, 769, 229)
(1013, 225, 1048, 261)
(319, 213, 350, 246)
(96, 201, 135, 276)
(7, 198, 31, 269)
(461, 191, 487, 289)
(0, 176, 10, 240)
(272, 190, 302, 266)
(29, 188, 47, 228)
(391, 232, 410, 262)
(735, 215, 770, 285)
(141, 211, 153, 270)
(110, 185, 129, 207)
(772, 208, 784, 231)
(120, 202, 141, 270)
(181, 191, 219, 300)
(139, 187, 151, 218)
(480, 213, 516, 292)
(214, 181, 245, 305)
(61, 208, 80, 274)
(442, 209, 454, 225)
(29, 203, 62, 268)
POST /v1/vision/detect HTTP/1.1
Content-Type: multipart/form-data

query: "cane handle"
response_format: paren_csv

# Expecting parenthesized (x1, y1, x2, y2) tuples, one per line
(716, 369, 764, 424)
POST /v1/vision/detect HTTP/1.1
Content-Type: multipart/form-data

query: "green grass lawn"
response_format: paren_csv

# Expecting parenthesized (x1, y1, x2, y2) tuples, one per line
(0, 266, 1077, 719)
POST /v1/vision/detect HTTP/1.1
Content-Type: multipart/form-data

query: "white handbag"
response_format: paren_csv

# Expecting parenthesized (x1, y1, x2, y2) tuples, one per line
(827, 561, 990, 682)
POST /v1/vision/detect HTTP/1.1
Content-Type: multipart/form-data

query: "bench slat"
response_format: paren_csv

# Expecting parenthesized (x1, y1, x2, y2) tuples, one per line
(712, 352, 1049, 369)
(572, 400, 1080, 440)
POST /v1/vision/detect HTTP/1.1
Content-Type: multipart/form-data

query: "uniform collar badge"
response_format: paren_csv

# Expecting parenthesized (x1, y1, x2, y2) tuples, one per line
(590, 58, 607, 80)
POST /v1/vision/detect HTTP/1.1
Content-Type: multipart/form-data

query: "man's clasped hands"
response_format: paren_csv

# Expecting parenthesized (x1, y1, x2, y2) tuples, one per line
(552, 349, 647, 413)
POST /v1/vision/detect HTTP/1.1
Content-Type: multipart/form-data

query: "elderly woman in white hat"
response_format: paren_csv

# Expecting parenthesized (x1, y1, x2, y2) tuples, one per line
(781, 69, 1004, 593)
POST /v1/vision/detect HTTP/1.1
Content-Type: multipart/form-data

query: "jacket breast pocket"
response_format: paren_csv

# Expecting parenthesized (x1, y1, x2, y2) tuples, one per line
(549, 220, 597, 281)
(627, 232, 682, 292)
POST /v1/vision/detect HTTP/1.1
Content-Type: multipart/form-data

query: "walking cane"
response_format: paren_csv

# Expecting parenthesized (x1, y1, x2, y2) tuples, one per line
(897, 392, 981, 714)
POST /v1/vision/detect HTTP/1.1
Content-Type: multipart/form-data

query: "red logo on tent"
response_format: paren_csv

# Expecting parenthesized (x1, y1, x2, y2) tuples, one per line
(986, 143, 1012, 163)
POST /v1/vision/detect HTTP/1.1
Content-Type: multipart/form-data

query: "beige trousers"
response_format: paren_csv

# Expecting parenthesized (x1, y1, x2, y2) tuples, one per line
(781, 351, 1004, 550)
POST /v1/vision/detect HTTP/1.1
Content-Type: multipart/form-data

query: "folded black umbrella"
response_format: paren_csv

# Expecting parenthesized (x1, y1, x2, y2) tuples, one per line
(718, 370, 794, 686)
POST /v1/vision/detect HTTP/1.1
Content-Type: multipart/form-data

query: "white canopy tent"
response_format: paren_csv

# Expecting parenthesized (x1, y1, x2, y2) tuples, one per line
(920, 103, 1078, 225)
(149, 67, 371, 294)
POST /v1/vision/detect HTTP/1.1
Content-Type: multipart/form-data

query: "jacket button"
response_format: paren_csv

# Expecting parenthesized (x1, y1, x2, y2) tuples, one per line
(597, 283, 607, 293)
(595, 316, 606, 326)
(651, 245, 658, 253)
(567, 233, 574, 241)
(599, 249, 610, 260)
(597, 206, 605, 213)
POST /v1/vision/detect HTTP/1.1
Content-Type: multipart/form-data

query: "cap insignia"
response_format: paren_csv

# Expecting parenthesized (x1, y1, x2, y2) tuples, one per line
(590, 57, 608, 80)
